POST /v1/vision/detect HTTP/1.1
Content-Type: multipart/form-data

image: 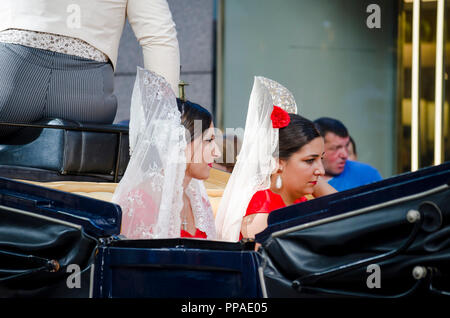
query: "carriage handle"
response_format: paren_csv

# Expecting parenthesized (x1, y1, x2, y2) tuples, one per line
(0, 249, 60, 282)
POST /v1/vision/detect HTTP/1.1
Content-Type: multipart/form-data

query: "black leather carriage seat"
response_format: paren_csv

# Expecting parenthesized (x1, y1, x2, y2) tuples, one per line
(0, 118, 130, 182)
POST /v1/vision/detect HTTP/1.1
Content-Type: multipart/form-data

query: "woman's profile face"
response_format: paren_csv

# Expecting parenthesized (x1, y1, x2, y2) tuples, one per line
(185, 123, 221, 180)
(347, 140, 357, 161)
(280, 137, 325, 197)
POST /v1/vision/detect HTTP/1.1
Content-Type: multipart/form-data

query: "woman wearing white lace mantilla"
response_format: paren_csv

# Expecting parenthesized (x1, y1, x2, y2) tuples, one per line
(215, 77, 336, 242)
(112, 67, 220, 239)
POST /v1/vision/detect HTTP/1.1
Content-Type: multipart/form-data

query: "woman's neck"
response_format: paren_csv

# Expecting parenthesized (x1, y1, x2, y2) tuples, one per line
(269, 176, 298, 206)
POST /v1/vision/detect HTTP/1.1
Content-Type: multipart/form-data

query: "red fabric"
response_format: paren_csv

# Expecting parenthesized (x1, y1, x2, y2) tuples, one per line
(270, 105, 290, 128)
(245, 189, 307, 217)
(240, 189, 307, 240)
(180, 228, 207, 239)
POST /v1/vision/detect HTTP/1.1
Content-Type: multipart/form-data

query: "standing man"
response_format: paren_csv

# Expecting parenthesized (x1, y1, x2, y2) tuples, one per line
(0, 0, 180, 136)
(313, 117, 382, 191)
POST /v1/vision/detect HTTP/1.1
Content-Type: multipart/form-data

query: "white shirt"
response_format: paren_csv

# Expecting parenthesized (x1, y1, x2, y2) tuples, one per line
(0, 0, 180, 94)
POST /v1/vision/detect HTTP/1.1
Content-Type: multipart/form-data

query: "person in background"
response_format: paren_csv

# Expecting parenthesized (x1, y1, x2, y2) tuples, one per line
(212, 134, 242, 173)
(0, 0, 180, 136)
(348, 136, 358, 161)
(313, 117, 382, 192)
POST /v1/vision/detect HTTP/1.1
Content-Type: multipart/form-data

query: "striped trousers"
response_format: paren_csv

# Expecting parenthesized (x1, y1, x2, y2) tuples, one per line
(0, 42, 117, 136)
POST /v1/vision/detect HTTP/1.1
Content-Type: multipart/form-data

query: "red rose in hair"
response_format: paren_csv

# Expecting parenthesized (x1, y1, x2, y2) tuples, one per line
(271, 105, 290, 128)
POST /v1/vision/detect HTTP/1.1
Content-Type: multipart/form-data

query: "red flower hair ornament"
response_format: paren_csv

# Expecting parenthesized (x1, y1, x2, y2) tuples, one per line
(271, 105, 290, 128)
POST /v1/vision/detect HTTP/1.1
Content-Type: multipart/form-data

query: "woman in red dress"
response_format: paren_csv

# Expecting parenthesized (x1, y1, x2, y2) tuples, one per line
(215, 77, 336, 242)
(241, 114, 336, 239)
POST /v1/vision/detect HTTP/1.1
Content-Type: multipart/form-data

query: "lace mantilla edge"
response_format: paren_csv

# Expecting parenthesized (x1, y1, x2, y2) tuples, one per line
(186, 181, 216, 240)
(259, 77, 297, 114)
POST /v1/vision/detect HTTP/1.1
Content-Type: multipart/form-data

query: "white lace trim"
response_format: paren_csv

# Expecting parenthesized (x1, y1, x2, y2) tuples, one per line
(186, 181, 216, 240)
(0, 29, 108, 62)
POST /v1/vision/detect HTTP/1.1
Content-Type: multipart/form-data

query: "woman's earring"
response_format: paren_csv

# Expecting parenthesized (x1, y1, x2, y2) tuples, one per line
(275, 175, 282, 189)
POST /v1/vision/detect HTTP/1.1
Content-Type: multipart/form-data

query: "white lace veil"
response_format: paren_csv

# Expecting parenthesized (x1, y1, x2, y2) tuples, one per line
(214, 76, 297, 242)
(112, 67, 216, 239)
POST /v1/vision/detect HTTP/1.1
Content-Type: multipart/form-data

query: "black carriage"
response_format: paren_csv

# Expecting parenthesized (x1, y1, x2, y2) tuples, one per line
(0, 120, 449, 298)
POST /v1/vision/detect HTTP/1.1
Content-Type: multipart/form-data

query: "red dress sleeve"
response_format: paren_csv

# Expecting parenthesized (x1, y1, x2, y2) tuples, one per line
(245, 190, 273, 217)
(240, 190, 308, 241)
(245, 191, 308, 217)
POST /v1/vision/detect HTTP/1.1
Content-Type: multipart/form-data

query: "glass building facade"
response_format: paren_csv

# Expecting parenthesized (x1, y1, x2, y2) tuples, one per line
(216, 0, 449, 178)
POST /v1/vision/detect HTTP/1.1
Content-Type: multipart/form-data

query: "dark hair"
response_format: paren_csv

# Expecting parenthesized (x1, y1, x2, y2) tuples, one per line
(216, 134, 242, 171)
(278, 114, 321, 160)
(349, 135, 357, 155)
(176, 98, 212, 142)
(313, 117, 348, 138)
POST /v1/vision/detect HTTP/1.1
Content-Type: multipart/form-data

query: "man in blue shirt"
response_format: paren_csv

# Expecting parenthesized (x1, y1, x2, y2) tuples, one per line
(313, 117, 382, 191)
